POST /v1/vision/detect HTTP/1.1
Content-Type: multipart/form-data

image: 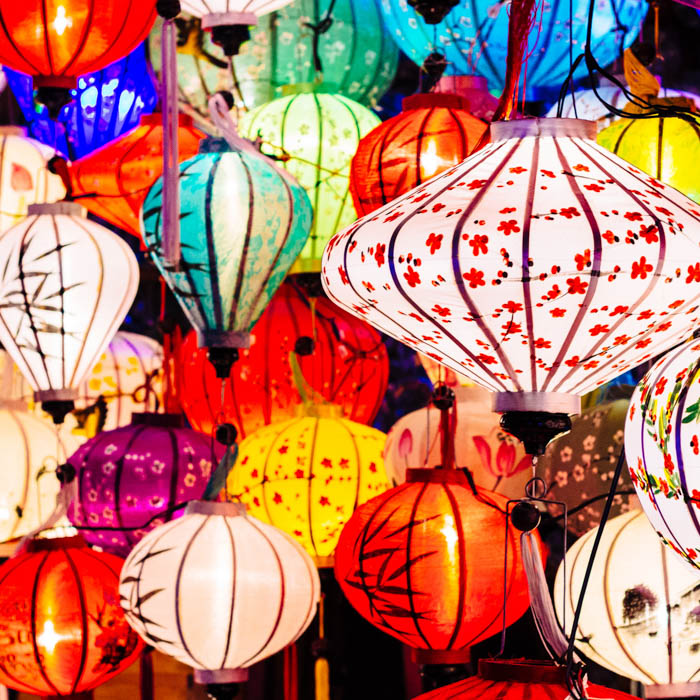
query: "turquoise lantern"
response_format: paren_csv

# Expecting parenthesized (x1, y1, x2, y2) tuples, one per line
(141, 138, 312, 377)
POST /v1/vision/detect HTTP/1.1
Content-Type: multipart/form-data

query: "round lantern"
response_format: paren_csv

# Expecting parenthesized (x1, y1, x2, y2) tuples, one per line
(334, 468, 531, 662)
(555, 509, 700, 690)
(65, 413, 223, 556)
(375, 0, 647, 92)
(68, 113, 204, 238)
(141, 138, 312, 376)
(625, 337, 700, 571)
(598, 99, 700, 204)
(228, 407, 389, 563)
(0, 535, 143, 696)
(180, 279, 389, 438)
(323, 118, 700, 448)
(119, 500, 320, 685)
(239, 91, 380, 272)
(0, 201, 140, 424)
(350, 93, 488, 216)
(4, 43, 158, 160)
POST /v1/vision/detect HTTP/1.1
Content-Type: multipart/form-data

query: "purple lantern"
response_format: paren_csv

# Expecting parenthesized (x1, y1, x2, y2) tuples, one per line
(65, 413, 223, 556)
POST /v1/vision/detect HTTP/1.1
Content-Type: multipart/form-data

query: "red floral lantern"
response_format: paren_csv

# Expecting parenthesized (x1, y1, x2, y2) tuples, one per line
(350, 93, 488, 216)
(180, 280, 389, 438)
(334, 468, 531, 663)
(0, 535, 143, 696)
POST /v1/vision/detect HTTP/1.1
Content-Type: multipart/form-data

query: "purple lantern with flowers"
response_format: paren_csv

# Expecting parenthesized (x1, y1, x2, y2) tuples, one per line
(64, 413, 223, 556)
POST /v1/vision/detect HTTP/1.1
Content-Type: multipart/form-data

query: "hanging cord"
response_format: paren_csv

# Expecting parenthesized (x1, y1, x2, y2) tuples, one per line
(313, 591, 330, 700)
(305, 0, 338, 78)
(652, 0, 663, 62)
(567, 0, 577, 118)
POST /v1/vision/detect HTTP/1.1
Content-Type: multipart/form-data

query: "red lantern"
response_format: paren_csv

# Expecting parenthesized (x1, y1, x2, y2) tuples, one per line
(0, 535, 143, 696)
(350, 93, 488, 216)
(67, 114, 204, 238)
(179, 280, 389, 438)
(334, 469, 532, 663)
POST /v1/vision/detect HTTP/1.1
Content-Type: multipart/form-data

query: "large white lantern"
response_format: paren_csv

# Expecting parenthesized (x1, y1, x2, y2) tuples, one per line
(120, 501, 320, 685)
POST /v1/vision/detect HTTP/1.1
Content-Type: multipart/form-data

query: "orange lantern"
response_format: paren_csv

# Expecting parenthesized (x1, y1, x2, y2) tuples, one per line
(0, 535, 143, 696)
(334, 468, 532, 663)
(67, 114, 204, 238)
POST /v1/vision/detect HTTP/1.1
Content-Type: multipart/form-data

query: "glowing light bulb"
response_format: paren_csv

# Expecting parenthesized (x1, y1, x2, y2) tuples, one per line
(52, 6, 73, 36)
(420, 139, 445, 179)
(440, 514, 459, 563)
(36, 620, 67, 654)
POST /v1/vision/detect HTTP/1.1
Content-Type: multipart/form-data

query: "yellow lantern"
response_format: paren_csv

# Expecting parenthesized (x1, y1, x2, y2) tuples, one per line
(228, 406, 389, 565)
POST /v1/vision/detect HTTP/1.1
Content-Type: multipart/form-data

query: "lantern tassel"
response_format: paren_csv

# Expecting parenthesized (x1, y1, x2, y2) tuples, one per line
(314, 593, 330, 700)
(139, 648, 155, 700)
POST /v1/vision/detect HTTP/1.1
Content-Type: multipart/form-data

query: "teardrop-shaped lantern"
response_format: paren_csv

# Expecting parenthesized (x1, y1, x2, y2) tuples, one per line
(0, 202, 140, 423)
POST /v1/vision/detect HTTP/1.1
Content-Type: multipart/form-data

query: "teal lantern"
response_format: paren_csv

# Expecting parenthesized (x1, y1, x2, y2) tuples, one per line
(238, 91, 380, 272)
(141, 138, 312, 376)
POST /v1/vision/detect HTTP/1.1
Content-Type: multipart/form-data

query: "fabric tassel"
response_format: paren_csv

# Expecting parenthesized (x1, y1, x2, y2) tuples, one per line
(314, 593, 330, 700)
(283, 643, 299, 700)
(139, 648, 155, 700)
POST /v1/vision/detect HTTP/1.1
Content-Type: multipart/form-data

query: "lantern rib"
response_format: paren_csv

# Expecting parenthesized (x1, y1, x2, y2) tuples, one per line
(59, 0, 96, 78)
(450, 108, 469, 158)
(50, 215, 67, 391)
(371, 111, 405, 210)
(311, 93, 324, 259)
(166, 429, 183, 535)
(405, 481, 432, 648)
(204, 156, 225, 331)
(111, 425, 148, 544)
(306, 417, 322, 557)
(414, 107, 435, 192)
(442, 483, 468, 650)
(64, 548, 90, 694)
(39, 0, 54, 76)
(659, 545, 674, 683)
(229, 158, 255, 329)
(30, 551, 60, 696)
(0, 11, 38, 74)
(8, 408, 30, 539)
(219, 514, 237, 669)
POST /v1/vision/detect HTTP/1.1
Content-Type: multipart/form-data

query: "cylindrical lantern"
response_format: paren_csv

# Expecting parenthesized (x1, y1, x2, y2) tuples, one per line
(555, 510, 700, 692)
(0, 535, 143, 696)
(228, 407, 389, 563)
(119, 500, 320, 684)
(350, 93, 488, 216)
(625, 337, 700, 571)
(65, 413, 223, 556)
(334, 469, 531, 662)
(239, 91, 380, 272)
(179, 279, 389, 438)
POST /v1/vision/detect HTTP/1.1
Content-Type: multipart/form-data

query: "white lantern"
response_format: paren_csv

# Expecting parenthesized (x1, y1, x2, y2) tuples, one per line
(554, 510, 700, 694)
(0, 202, 139, 423)
(120, 500, 320, 684)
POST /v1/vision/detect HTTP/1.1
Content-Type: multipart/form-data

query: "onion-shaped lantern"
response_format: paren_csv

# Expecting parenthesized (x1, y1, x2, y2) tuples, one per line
(228, 406, 389, 564)
(323, 118, 700, 454)
(180, 279, 389, 438)
(625, 338, 700, 571)
(0, 202, 139, 424)
(334, 468, 531, 663)
(119, 500, 320, 687)
(4, 43, 158, 160)
(239, 91, 380, 272)
(68, 114, 204, 238)
(0, 535, 143, 696)
(555, 510, 700, 690)
(65, 413, 223, 556)
(141, 138, 312, 379)
(350, 93, 488, 216)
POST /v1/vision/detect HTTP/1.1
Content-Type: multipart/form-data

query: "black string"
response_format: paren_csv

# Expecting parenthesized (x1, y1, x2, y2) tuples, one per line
(304, 0, 338, 76)
(551, 488, 635, 521)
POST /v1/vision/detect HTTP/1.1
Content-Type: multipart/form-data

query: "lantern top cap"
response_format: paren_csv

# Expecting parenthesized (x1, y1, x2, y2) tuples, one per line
(406, 468, 470, 485)
(402, 92, 471, 112)
(139, 113, 194, 128)
(185, 500, 247, 517)
(27, 201, 85, 218)
(0, 126, 27, 137)
(491, 118, 597, 142)
(23, 534, 87, 553)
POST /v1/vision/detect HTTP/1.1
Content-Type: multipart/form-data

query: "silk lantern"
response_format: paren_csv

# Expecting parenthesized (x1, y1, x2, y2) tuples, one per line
(555, 510, 700, 691)
(228, 407, 389, 564)
(322, 117, 700, 451)
(625, 338, 700, 571)
(68, 113, 204, 238)
(239, 91, 380, 272)
(65, 413, 222, 556)
(179, 279, 389, 438)
(120, 500, 320, 685)
(141, 138, 312, 377)
(334, 468, 531, 663)
(350, 93, 488, 216)
(0, 202, 139, 424)
(4, 43, 158, 160)
(0, 535, 143, 696)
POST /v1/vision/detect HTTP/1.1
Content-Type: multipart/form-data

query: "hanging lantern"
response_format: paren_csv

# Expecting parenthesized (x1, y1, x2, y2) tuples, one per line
(180, 279, 389, 438)
(141, 138, 312, 379)
(323, 118, 700, 454)
(350, 93, 488, 217)
(68, 114, 204, 238)
(0, 202, 140, 424)
(238, 90, 380, 273)
(227, 407, 389, 564)
(64, 413, 223, 557)
(4, 43, 159, 160)
(625, 337, 700, 571)
(119, 500, 320, 688)
(0, 1, 157, 117)
(554, 509, 700, 691)
(0, 535, 143, 696)
(334, 468, 531, 663)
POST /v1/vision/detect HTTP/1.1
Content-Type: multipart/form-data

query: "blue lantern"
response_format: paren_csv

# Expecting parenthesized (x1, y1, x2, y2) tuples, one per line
(376, 0, 648, 92)
(4, 43, 158, 160)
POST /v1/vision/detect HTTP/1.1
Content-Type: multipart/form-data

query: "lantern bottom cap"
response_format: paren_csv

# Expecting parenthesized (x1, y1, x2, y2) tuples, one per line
(198, 330, 251, 349)
(645, 682, 700, 698)
(186, 500, 247, 517)
(35, 388, 79, 402)
(492, 391, 580, 415)
(312, 555, 335, 568)
(194, 668, 249, 684)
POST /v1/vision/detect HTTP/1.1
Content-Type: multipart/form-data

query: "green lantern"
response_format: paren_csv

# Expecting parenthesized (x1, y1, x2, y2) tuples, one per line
(239, 91, 380, 272)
